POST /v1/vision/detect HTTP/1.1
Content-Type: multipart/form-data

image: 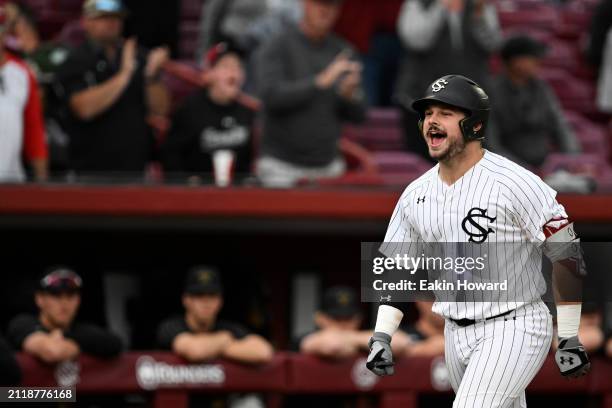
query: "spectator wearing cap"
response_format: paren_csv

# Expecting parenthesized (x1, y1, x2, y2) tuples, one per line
(156, 266, 273, 364)
(6, 267, 123, 364)
(295, 287, 410, 358)
(161, 43, 255, 183)
(485, 35, 581, 167)
(0, 3, 47, 182)
(395, 0, 501, 161)
(254, 0, 366, 187)
(54, 0, 170, 178)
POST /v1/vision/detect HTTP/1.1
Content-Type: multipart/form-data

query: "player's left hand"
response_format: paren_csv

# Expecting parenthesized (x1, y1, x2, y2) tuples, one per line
(555, 336, 591, 378)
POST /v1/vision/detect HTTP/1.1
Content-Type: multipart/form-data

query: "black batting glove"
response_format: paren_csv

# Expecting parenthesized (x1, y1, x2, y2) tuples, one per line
(555, 336, 591, 378)
(366, 332, 394, 376)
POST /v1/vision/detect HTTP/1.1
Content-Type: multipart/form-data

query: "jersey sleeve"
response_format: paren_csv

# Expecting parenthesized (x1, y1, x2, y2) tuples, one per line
(156, 317, 188, 350)
(510, 174, 568, 243)
(379, 193, 423, 258)
(6, 315, 41, 350)
(66, 323, 123, 358)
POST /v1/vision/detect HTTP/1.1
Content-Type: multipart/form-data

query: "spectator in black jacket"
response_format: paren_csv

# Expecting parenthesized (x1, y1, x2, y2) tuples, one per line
(161, 43, 255, 184)
(7, 267, 122, 364)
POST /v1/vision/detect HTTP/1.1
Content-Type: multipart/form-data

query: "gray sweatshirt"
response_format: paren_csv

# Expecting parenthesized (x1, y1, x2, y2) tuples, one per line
(255, 24, 366, 167)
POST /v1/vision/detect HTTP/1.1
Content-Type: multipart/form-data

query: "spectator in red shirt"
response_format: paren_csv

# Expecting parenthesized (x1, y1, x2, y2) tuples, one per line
(0, 4, 47, 182)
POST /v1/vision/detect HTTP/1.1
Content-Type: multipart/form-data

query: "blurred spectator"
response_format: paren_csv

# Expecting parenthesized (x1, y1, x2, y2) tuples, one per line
(9, 2, 72, 172)
(295, 287, 410, 358)
(9, 3, 69, 86)
(55, 0, 169, 178)
(596, 28, 612, 113)
(0, 4, 47, 182)
(123, 0, 180, 58)
(486, 36, 581, 167)
(586, 0, 612, 70)
(195, 0, 302, 62)
(334, 0, 404, 106)
(161, 43, 255, 183)
(396, 0, 501, 160)
(399, 301, 444, 357)
(156, 266, 274, 364)
(0, 336, 20, 386)
(255, 0, 366, 187)
(6, 267, 122, 364)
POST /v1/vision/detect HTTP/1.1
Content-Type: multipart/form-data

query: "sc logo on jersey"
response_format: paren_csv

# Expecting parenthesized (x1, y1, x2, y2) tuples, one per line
(461, 208, 496, 243)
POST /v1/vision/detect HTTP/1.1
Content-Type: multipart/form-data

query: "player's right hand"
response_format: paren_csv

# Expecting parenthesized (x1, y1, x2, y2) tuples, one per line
(366, 332, 394, 376)
(555, 336, 591, 378)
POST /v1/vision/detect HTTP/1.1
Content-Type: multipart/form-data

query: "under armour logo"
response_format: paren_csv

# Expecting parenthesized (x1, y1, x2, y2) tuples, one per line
(461, 207, 496, 243)
(380, 295, 392, 302)
(560, 356, 574, 365)
(432, 78, 449, 93)
(417, 197, 426, 204)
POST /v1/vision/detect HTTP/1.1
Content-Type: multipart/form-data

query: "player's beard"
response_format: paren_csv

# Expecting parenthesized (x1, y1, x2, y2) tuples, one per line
(426, 132, 467, 163)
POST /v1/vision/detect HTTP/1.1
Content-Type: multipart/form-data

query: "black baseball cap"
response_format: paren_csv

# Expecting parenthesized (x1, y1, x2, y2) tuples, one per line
(184, 266, 223, 295)
(321, 286, 360, 319)
(38, 267, 83, 294)
(501, 35, 548, 62)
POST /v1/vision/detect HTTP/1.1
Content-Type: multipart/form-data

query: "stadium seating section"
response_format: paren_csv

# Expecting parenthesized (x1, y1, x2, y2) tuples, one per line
(18, 0, 611, 189)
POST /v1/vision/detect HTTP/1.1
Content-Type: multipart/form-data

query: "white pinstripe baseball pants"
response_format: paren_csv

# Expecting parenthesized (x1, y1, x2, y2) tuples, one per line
(444, 301, 553, 408)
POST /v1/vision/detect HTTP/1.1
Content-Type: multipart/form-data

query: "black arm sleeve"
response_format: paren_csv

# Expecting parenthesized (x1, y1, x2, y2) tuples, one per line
(66, 324, 123, 358)
(156, 318, 188, 350)
(215, 321, 251, 340)
(6, 315, 41, 350)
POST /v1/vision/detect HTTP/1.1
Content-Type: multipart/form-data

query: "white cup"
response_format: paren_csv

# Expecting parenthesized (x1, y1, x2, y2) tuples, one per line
(212, 150, 235, 187)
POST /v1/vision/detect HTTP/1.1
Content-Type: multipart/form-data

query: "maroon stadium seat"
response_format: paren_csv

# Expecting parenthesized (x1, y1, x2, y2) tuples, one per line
(179, 22, 200, 59)
(56, 19, 86, 47)
(497, 3, 559, 30)
(541, 153, 607, 177)
(372, 151, 432, 174)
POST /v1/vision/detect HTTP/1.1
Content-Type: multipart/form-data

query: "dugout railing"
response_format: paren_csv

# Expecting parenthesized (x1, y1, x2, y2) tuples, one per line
(16, 352, 612, 408)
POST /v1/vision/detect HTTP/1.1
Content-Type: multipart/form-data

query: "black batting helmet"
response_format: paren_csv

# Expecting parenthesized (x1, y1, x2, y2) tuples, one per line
(412, 75, 490, 141)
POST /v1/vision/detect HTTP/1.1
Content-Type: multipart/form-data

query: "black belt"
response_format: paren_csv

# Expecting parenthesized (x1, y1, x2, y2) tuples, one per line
(450, 309, 515, 327)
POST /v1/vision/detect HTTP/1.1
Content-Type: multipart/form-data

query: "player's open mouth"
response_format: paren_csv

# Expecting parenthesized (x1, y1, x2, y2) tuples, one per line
(427, 129, 447, 147)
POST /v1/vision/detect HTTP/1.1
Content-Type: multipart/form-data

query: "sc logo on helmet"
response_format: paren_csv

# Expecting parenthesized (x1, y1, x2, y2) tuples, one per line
(432, 78, 449, 93)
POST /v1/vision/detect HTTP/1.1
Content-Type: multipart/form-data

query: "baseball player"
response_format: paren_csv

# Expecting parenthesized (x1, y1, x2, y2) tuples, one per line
(366, 75, 590, 407)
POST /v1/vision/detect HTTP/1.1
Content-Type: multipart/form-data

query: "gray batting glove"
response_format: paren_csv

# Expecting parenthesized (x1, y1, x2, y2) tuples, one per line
(366, 332, 394, 376)
(555, 336, 591, 378)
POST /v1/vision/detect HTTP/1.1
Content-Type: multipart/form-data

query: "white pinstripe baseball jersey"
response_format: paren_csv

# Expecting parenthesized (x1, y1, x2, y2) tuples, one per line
(382, 149, 566, 320)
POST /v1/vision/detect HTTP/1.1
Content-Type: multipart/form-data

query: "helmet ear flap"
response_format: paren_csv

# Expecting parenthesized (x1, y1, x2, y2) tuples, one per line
(460, 116, 486, 141)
